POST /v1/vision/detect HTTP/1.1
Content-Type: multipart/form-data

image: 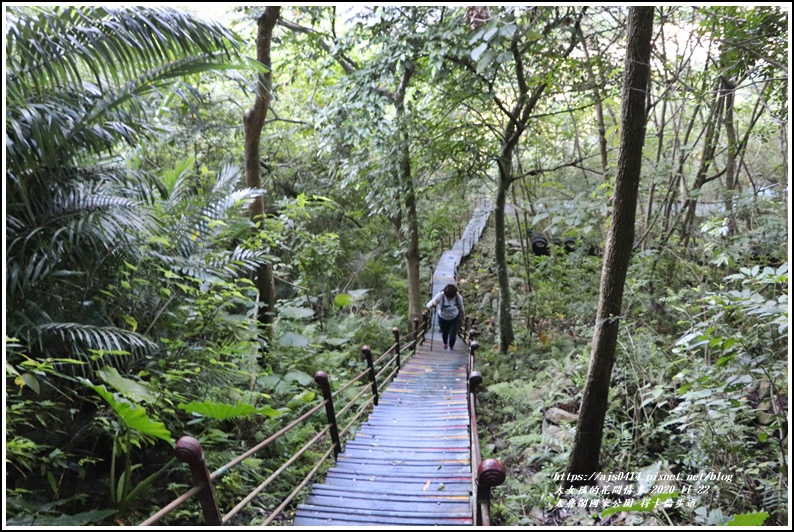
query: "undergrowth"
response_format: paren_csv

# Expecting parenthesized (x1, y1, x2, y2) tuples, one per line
(456, 210, 788, 526)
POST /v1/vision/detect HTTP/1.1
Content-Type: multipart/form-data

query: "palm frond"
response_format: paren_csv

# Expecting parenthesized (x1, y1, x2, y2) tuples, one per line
(34, 322, 157, 355)
(6, 6, 243, 173)
(6, 6, 239, 97)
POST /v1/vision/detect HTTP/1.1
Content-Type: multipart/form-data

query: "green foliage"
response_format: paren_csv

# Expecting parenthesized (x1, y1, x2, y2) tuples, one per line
(179, 401, 284, 421)
(725, 511, 770, 526)
(83, 380, 171, 444)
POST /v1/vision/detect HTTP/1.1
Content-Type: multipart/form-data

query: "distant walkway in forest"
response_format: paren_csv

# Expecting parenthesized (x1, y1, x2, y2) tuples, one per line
(432, 199, 492, 296)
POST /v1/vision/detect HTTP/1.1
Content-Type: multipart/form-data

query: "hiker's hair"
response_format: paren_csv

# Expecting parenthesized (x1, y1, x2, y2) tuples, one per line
(443, 284, 458, 298)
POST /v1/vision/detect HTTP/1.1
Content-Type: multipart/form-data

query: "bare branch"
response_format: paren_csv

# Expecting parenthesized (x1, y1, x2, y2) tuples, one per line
(279, 18, 358, 74)
(512, 154, 592, 183)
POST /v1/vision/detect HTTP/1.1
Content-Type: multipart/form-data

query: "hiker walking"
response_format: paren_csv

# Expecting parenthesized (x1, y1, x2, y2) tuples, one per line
(426, 283, 464, 351)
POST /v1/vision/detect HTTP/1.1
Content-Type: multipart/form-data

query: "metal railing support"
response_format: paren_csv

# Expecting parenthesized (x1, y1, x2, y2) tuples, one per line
(392, 327, 401, 369)
(175, 437, 222, 526)
(476, 459, 507, 526)
(362, 345, 379, 406)
(314, 371, 341, 460)
(469, 340, 479, 377)
(469, 371, 482, 405)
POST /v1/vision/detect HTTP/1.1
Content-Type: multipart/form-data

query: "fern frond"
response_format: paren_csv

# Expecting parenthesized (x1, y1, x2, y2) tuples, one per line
(35, 322, 157, 354)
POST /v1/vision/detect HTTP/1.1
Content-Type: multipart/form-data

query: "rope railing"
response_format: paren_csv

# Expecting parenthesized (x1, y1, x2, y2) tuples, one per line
(222, 426, 332, 524)
(140, 317, 430, 526)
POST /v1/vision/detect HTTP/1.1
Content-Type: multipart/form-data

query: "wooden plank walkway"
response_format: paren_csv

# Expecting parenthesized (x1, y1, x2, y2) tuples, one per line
(293, 200, 492, 526)
(433, 199, 492, 296)
(293, 346, 472, 526)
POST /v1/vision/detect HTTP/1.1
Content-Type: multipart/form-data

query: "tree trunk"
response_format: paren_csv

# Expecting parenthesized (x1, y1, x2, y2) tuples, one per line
(403, 142, 422, 322)
(722, 77, 738, 234)
(580, 30, 608, 175)
(680, 82, 725, 246)
(660, 71, 706, 240)
(495, 160, 515, 352)
(780, 121, 788, 191)
(564, 6, 654, 487)
(488, 10, 583, 353)
(243, 7, 280, 338)
(393, 61, 422, 322)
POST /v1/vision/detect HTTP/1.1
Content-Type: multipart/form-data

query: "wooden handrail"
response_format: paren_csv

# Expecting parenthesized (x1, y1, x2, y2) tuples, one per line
(140, 319, 428, 526)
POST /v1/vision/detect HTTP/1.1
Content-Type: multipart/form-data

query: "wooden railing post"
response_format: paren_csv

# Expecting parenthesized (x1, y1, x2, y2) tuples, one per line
(392, 327, 401, 370)
(421, 311, 428, 345)
(476, 459, 507, 526)
(315, 371, 341, 460)
(175, 437, 222, 526)
(413, 317, 420, 354)
(362, 345, 379, 406)
(469, 371, 482, 401)
(469, 340, 479, 377)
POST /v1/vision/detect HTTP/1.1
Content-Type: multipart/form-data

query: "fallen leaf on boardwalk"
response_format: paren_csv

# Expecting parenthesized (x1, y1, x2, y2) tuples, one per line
(422, 480, 431, 491)
(437, 484, 446, 491)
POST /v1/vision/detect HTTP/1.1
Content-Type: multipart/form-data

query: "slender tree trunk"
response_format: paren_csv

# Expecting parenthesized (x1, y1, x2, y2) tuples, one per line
(580, 28, 608, 174)
(489, 10, 583, 353)
(403, 144, 422, 322)
(659, 57, 709, 240)
(722, 77, 738, 234)
(244, 7, 280, 340)
(780, 121, 788, 191)
(647, 70, 668, 236)
(511, 182, 532, 294)
(566, 94, 591, 185)
(680, 85, 725, 245)
(495, 156, 515, 352)
(564, 6, 654, 487)
(393, 62, 422, 322)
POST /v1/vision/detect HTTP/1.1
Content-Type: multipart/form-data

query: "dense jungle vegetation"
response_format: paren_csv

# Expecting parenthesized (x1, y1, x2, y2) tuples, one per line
(5, 5, 789, 527)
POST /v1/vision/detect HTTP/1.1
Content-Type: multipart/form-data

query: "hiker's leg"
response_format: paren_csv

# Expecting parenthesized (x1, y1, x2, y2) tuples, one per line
(438, 317, 450, 345)
(448, 317, 460, 349)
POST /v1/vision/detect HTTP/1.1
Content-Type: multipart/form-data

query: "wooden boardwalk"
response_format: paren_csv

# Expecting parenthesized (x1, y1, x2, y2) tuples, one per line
(293, 200, 492, 526)
(292, 346, 472, 526)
